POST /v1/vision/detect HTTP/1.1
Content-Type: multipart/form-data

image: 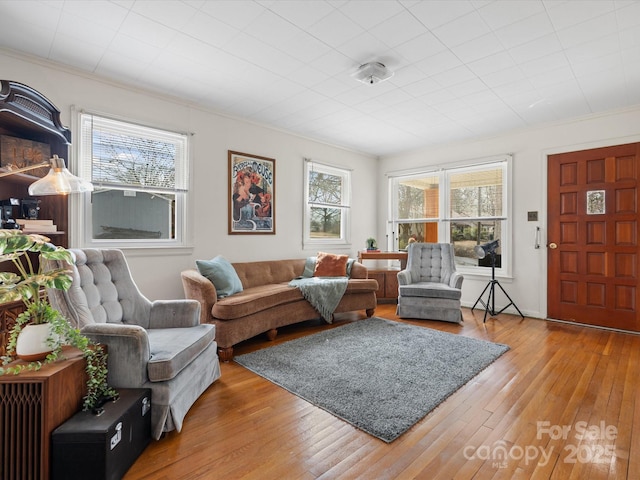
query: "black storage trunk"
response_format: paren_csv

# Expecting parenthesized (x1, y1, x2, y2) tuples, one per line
(51, 388, 152, 480)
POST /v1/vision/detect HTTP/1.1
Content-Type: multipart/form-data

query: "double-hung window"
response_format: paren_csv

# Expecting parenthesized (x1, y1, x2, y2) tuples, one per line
(303, 160, 351, 248)
(77, 112, 189, 247)
(389, 156, 510, 276)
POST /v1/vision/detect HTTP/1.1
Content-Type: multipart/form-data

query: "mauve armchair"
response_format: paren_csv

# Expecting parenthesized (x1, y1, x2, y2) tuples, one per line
(46, 248, 221, 440)
(396, 243, 464, 323)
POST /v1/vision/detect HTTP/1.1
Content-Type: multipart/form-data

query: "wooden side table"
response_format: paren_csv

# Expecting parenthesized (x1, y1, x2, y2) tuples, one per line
(357, 250, 408, 269)
(0, 347, 86, 480)
(357, 251, 409, 303)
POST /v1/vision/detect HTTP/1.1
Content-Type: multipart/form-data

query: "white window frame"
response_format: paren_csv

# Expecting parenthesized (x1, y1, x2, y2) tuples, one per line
(388, 156, 511, 277)
(71, 109, 190, 249)
(303, 160, 351, 249)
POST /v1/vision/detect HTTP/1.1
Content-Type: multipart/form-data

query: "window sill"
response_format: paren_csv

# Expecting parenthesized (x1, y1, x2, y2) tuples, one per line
(85, 245, 194, 258)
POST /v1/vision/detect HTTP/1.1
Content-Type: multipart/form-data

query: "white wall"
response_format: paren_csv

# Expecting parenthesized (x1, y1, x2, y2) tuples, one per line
(1, 51, 377, 300)
(378, 106, 640, 319)
(6, 49, 640, 314)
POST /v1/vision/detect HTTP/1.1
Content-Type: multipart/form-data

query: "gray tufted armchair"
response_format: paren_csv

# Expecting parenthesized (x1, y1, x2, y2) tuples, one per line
(46, 248, 221, 440)
(396, 243, 464, 323)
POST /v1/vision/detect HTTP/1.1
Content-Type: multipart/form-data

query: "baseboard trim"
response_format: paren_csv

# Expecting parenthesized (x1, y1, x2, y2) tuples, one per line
(545, 317, 640, 336)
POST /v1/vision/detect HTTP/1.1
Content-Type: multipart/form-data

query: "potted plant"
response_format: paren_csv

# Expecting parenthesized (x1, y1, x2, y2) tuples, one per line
(366, 237, 378, 251)
(0, 230, 117, 410)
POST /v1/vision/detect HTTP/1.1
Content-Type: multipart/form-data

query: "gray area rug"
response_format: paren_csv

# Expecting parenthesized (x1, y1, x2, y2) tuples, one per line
(235, 317, 510, 443)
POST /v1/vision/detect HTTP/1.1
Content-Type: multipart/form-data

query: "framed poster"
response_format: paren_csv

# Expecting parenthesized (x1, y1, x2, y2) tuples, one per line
(228, 151, 275, 234)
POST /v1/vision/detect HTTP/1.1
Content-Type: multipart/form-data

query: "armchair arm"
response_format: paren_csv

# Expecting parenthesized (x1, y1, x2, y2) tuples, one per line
(80, 323, 150, 388)
(181, 269, 217, 325)
(397, 270, 412, 285)
(148, 300, 201, 329)
(450, 272, 464, 289)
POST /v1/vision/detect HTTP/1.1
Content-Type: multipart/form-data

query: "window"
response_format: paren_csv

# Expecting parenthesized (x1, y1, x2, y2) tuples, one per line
(389, 157, 510, 275)
(303, 160, 351, 248)
(77, 112, 189, 247)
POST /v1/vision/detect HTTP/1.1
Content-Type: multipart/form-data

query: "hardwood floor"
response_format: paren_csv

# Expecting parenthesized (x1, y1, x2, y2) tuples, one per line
(124, 305, 640, 479)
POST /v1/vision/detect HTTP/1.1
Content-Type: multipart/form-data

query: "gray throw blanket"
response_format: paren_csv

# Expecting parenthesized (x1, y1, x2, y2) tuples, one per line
(289, 276, 348, 323)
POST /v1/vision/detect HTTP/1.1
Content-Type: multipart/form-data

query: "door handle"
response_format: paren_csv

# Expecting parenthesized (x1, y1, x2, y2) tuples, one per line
(548, 242, 558, 249)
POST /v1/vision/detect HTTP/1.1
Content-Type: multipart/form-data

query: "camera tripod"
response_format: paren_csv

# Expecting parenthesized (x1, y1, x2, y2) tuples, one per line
(471, 252, 524, 323)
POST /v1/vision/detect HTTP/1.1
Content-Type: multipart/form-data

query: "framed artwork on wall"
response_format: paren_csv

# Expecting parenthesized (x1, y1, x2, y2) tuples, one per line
(228, 150, 275, 234)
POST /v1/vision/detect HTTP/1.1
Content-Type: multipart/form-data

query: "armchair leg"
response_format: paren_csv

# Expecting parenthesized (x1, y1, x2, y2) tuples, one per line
(366, 308, 375, 317)
(218, 347, 234, 363)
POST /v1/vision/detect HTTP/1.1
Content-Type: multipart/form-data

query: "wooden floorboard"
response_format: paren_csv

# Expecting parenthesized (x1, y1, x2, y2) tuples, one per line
(124, 305, 640, 479)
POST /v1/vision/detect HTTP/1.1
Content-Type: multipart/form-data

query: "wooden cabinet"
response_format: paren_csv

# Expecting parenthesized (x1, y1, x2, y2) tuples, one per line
(0, 348, 86, 480)
(368, 268, 400, 303)
(357, 251, 408, 303)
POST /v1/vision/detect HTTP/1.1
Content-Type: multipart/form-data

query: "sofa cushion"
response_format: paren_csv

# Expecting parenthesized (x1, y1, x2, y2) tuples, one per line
(399, 282, 462, 300)
(344, 278, 380, 293)
(212, 283, 304, 320)
(314, 252, 349, 277)
(146, 324, 216, 382)
(212, 279, 379, 321)
(233, 259, 305, 288)
(197, 256, 243, 298)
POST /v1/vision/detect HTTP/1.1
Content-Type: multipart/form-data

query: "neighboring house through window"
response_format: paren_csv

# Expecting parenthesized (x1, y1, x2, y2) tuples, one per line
(388, 156, 511, 276)
(76, 112, 189, 248)
(303, 159, 351, 249)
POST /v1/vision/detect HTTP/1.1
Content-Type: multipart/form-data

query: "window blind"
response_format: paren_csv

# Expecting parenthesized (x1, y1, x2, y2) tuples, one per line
(79, 113, 188, 194)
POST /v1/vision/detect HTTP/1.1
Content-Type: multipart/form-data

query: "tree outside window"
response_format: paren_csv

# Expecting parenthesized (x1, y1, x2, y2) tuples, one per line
(389, 158, 510, 275)
(78, 113, 188, 246)
(304, 161, 350, 247)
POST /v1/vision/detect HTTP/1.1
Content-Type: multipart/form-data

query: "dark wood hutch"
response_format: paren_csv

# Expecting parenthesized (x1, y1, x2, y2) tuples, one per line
(0, 80, 71, 356)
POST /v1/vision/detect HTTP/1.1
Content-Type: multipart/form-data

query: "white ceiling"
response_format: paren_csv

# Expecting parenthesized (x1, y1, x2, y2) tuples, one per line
(2, 0, 640, 157)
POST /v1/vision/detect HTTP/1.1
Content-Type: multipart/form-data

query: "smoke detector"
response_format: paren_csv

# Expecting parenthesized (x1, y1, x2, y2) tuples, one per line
(352, 62, 394, 85)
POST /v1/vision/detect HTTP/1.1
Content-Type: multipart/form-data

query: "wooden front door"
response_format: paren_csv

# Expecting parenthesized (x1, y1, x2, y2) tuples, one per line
(547, 142, 640, 331)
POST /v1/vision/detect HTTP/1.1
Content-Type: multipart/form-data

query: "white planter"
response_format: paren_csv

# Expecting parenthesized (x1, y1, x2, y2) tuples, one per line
(16, 323, 57, 362)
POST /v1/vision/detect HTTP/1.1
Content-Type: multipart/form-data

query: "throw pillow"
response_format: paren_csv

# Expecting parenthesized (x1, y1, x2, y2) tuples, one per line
(302, 256, 316, 278)
(346, 258, 355, 277)
(196, 256, 243, 298)
(313, 252, 349, 277)
(303, 256, 355, 277)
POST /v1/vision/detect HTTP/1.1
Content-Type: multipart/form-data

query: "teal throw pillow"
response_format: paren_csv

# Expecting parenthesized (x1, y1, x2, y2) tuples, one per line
(346, 258, 355, 276)
(302, 256, 316, 278)
(196, 256, 243, 299)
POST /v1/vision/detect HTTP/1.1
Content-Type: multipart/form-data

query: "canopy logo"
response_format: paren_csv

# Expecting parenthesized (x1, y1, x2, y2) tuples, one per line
(464, 421, 617, 469)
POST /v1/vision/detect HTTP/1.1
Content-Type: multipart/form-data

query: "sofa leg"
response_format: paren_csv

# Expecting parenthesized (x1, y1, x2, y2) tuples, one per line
(266, 328, 278, 341)
(366, 308, 375, 317)
(218, 347, 234, 363)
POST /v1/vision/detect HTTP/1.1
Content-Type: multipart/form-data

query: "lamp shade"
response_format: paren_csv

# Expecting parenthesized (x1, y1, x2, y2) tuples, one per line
(28, 155, 93, 196)
(473, 239, 500, 259)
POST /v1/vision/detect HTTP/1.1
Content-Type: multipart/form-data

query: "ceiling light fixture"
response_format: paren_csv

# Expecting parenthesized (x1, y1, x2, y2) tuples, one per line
(352, 62, 394, 85)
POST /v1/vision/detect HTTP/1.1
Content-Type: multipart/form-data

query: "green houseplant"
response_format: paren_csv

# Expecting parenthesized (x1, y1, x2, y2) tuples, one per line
(0, 230, 117, 410)
(366, 237, 378, 251)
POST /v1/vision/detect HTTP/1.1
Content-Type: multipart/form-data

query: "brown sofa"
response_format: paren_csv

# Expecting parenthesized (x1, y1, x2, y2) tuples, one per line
(181, 258, 378, 361)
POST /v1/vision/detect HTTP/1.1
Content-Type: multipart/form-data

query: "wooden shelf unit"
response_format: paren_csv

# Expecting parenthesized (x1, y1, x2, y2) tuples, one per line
(0, 80, 72, 355)
(0, 80, 70, 248)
